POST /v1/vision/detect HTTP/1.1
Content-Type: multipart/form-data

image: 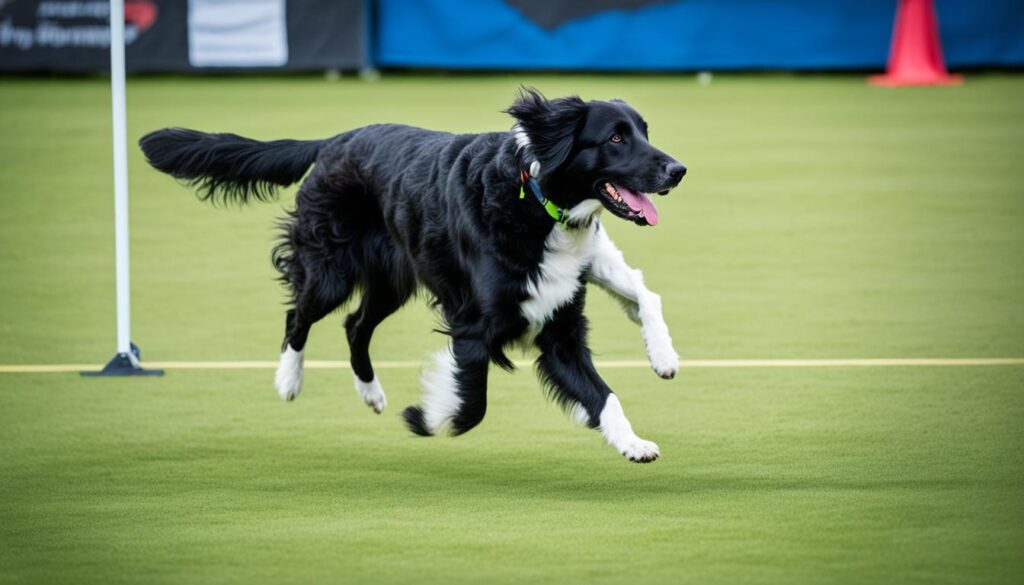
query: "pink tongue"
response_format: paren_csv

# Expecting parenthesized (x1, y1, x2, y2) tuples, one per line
(616, 184, 659, 226)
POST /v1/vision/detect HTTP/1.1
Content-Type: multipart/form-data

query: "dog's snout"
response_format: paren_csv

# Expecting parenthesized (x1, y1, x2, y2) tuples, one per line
(665, 161, 687, 182)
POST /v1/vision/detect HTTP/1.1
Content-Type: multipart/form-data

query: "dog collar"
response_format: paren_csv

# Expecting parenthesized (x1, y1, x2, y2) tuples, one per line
(519, 170, 569, 224)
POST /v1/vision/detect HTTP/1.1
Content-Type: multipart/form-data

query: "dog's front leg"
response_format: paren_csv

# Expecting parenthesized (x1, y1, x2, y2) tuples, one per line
(586, 223, 680, 379)
(535, 306, 659, 463)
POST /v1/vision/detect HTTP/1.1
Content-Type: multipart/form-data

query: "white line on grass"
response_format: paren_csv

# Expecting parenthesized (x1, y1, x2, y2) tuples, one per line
(1, 358, 1023, 373)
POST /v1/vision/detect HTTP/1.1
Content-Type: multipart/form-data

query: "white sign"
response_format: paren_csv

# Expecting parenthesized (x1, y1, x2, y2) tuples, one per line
(187, 0, 287, 67)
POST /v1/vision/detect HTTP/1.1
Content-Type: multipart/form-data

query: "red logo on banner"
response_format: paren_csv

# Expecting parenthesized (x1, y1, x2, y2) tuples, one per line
(125, 0, 158, 33)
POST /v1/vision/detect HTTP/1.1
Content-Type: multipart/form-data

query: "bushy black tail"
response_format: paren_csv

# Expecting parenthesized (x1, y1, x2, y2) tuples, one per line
(139, 128, 325, 205)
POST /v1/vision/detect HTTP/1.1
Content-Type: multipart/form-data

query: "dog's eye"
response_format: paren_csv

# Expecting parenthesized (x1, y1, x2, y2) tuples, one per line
(610, 134, 622, 144)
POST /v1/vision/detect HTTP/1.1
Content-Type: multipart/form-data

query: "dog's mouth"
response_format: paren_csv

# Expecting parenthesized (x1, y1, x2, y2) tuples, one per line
(597, 181, 660, 226)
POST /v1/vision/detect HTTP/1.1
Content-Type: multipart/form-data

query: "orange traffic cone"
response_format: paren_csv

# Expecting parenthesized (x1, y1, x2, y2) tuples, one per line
(869, 0, 963, 86)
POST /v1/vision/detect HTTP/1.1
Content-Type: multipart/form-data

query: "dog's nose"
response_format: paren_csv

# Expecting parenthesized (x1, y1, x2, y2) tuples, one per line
(665, 161, 687, 182)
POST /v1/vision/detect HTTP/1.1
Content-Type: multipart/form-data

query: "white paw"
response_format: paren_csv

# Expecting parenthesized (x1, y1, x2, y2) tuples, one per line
(620, 437, 660, 463)
(275, 346, 304, 401)
(354, 376, 387, 414)
(599, 394, 661, 463)
(647, 343, 679, 379)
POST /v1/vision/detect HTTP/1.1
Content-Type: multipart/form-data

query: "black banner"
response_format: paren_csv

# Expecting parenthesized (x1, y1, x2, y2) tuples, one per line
(504, 0, 675, 30)
(0, 0, 366, 72)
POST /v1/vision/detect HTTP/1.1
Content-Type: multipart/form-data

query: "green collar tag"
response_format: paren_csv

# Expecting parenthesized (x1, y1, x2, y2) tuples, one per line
(521, 171, 569, 224)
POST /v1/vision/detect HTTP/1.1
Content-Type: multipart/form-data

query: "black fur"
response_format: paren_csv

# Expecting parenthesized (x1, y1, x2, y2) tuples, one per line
(139, 128, 324, 205)
(401, 406, 432, 437)
(139, 88, 684, 443)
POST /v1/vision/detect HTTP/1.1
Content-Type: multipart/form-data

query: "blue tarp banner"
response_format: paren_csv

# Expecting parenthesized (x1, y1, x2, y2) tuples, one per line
(3, 0, 1020, 72)
(374, 0, 1024, 70)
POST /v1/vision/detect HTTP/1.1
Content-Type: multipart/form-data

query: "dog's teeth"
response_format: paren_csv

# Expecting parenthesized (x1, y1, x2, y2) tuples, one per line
(604, 182, 624, 203)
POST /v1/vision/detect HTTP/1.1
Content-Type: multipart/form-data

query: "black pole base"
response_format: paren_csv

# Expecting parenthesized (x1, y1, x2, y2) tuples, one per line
(80, 347, 164, 377)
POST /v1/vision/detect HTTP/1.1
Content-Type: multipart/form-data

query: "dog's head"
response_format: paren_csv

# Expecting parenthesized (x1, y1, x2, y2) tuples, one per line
(507, 88, 685, 226)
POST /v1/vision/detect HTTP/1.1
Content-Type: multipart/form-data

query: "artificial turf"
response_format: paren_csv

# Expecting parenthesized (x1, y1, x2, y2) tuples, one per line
(1, 73, 1023, 584)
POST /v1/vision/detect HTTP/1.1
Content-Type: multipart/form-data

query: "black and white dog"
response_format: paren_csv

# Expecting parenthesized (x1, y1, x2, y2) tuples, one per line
(140, 89, 686, 463)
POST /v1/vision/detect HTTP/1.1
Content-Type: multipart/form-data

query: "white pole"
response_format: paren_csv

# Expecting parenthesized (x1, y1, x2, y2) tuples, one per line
(109, 0, 132, 358)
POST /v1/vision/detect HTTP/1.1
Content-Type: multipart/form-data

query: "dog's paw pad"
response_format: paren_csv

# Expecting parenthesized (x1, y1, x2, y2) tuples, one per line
(648, 347, 680, 380)
(621, 438, 660, 463)
(355, 376, 387, 414)
(653, 366, 676, 380)
(275, 377, 302, 401)
(276, 382, 301, 401)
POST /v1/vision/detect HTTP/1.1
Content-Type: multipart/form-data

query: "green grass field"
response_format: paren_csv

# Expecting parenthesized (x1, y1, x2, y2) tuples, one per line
(1, 74, 1023, 584)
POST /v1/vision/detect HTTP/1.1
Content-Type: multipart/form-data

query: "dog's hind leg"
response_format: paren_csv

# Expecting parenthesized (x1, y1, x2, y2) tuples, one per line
(276, 272, 354, 402)
(534, 296, 659, 463)
(273, 176, 366, 401)
(344, 276, 412, 414)
(402, 335, 490, 436)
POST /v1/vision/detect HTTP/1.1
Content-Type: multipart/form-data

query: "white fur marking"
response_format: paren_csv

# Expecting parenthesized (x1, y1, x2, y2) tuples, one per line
(589, 223, 642, 322)
(275, 345, 304, 401)
(637, 290, 680, 379)
(565, 199, 603, 226)
(513, 125, 542, 176)
(354, 375, 387, 414)
(520, 222, 597, 339)
(513, 124, 533, 157)
(599, 394, 660, 462)
(420, 347, 462, 434)
(568, 401, 591, 426)
(588, 224, 679, 378)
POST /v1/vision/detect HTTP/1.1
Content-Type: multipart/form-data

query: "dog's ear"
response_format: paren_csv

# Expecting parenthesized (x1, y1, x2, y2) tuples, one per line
(506, 87, 586, 177)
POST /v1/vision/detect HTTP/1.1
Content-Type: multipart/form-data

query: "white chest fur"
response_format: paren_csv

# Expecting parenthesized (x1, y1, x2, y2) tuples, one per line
(520, 222, 597, 338)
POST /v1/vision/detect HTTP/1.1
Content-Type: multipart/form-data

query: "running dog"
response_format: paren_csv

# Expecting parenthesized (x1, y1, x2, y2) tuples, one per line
(139, 88, 686, 462)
